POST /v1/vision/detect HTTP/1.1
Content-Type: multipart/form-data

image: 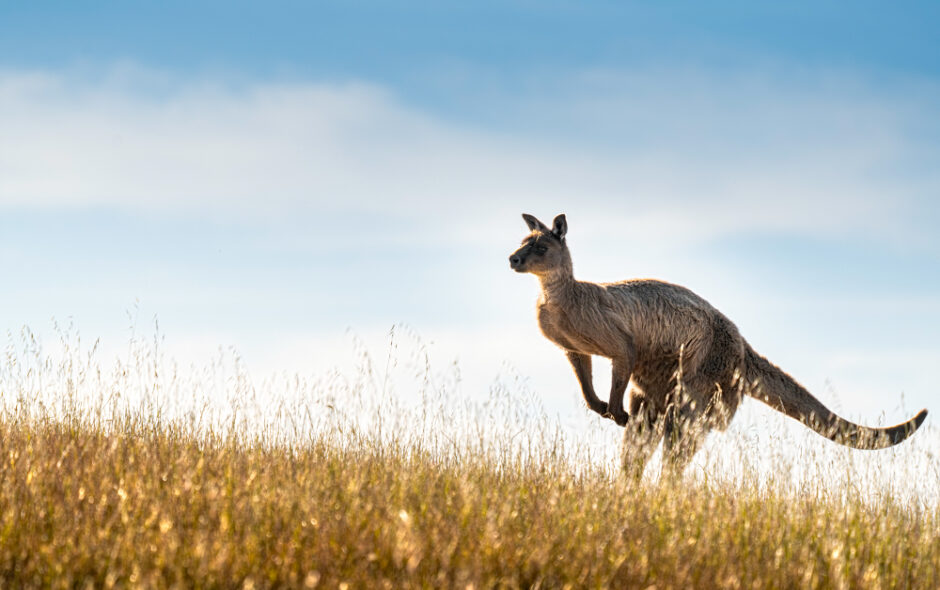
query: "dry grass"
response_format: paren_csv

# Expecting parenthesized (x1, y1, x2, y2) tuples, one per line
(0, 325, 937, 588)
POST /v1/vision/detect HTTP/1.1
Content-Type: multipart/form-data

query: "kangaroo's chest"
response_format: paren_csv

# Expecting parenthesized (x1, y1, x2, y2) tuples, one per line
(537, 302, 608, 356)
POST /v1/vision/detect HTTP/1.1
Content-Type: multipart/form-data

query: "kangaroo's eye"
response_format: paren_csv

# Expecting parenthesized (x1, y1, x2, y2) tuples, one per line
(534, 246, 548, 255)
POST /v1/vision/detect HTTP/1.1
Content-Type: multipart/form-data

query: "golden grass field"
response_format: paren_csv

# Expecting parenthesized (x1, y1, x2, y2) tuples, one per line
(1, 327, 937, 588)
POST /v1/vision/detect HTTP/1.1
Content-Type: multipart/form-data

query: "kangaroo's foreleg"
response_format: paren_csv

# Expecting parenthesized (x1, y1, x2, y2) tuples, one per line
(606, 355, 635, 426)
(565, 351, 609, 415)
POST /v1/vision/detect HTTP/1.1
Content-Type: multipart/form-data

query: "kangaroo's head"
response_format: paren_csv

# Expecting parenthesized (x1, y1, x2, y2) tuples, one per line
(509, 213, 571, 277)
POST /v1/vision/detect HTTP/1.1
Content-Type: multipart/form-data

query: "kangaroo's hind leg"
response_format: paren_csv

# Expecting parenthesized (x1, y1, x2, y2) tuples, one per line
(621, 400, 664, 482)
(661, 376, 714, 479)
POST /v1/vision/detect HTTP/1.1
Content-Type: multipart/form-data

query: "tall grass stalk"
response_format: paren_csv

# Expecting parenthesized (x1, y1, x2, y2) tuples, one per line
(0, 324, 937, 588)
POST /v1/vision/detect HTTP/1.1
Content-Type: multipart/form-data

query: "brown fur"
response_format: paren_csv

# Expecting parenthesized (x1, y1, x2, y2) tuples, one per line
(510, 213, 929, 478)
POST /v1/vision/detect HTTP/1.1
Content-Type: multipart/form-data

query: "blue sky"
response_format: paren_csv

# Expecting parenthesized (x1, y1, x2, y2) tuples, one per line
(1, 2, 938, 434)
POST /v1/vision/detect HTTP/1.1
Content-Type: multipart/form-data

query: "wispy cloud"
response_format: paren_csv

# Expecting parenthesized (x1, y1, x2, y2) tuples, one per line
(2, 64, 938, 250)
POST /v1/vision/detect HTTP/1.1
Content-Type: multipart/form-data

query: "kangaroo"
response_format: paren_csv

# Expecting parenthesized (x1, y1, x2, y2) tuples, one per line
(509, 212, 929, 478)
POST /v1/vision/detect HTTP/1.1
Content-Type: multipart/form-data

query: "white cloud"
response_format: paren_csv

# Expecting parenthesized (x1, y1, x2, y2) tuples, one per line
(1, 64, 938, 249)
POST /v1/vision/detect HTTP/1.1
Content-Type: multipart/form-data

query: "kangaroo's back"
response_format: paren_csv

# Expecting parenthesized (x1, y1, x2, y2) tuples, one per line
(600, 279, 744, 365)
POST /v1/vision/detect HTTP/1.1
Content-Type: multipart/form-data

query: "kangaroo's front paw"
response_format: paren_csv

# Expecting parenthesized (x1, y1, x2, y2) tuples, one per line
(604, 409, 629, 426)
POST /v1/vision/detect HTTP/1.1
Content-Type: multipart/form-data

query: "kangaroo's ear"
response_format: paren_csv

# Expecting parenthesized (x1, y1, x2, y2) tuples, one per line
(522, 213, 550, 233)
(551, 214, 567, 240)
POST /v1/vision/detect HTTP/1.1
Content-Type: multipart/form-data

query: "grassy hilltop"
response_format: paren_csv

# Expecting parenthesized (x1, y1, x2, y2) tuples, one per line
(0, 331, 937, 588)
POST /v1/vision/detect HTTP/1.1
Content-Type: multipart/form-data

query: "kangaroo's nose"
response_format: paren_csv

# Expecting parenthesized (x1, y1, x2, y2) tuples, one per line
(509, 255, 521, 267)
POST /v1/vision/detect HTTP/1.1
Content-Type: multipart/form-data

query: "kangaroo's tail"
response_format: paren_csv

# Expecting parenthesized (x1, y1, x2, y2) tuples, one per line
(743, 346, 927, 449)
